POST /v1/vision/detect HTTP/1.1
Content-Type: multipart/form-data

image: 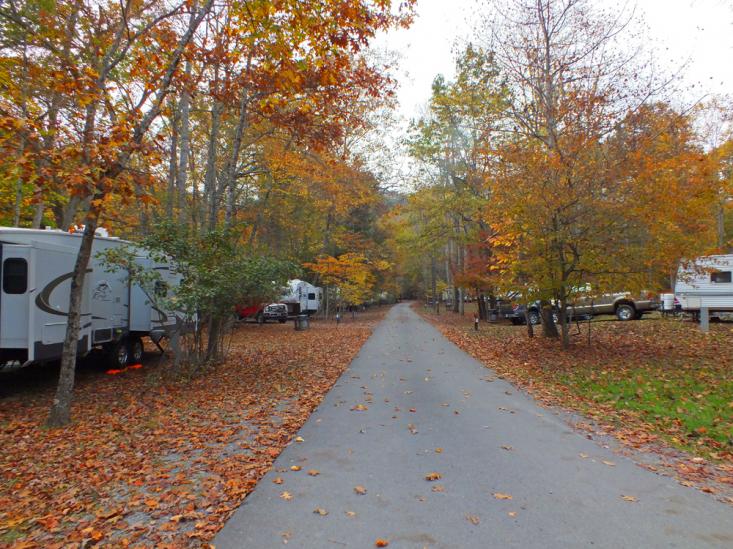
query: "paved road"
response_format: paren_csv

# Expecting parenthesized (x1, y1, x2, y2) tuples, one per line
(215, 303, 733, 548)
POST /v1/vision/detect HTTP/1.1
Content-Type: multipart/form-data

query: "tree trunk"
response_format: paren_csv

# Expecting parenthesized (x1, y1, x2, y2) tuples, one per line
(559, 298, 570, 348)
(47, 212, 99, 427)
(176, 75, 192, 224)
(204, 99, 222, 231)
(166, 99, 178, 218)
(540, 300, 559, 338)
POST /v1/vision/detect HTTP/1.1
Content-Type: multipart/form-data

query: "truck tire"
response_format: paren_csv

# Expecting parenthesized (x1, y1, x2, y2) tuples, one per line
(527, 310, 541, 325)
(128, 336, 144, 364)
(108, 338, 129, 369)
(615, 303, 636, 321)
(278, 318, 287, 324)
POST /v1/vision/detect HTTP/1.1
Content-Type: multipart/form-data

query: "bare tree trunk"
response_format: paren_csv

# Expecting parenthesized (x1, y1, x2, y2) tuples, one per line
(203, 99, 222, 231)
(559, 297, 570, 348)
(176, 75, 192, 224)
(47, 211, 99, 427)
(12, 136, 24, 226)
(540, 300, 559, 338)
(166, 99, 179, 218)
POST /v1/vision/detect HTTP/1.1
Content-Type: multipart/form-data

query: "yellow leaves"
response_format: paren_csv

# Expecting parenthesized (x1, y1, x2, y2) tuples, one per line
(435, 447, 443, 453)
(354, 485, 367, 495)
(375, 539, 390, 547)
(273, 477, 284, 484)
(307, 469, 320, 476)
(351, 404, 368, 411)
(280, 491, 293, 501)
(295, 436, 305, 443)
(424, 472, 442, 481)
(290, 465, 302, 471)
(621, 495, 638, 502)
(493, 492, 512, 500)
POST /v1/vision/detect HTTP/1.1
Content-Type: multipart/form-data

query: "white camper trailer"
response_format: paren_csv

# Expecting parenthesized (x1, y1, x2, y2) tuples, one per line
(280, 279, 322, 316)
(675, 254, 733, 316)
(0, 227, 179, 369)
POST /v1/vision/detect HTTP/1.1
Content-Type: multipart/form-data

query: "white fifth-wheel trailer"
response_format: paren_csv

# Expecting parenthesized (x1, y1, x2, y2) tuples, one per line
(0, 227, 179, 369)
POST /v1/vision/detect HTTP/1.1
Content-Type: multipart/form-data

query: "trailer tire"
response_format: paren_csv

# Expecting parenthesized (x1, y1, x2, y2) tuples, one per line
(128, 336, 144, 364)
(108, 338, 129, 369)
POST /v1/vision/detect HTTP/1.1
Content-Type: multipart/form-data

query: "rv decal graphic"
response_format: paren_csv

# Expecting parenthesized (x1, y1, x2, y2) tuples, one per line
(35, 269, 93, 316)
(92, 281, 112, 301)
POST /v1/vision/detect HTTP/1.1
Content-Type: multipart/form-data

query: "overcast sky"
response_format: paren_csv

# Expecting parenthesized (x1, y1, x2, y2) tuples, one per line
(374, 0, 733, 121)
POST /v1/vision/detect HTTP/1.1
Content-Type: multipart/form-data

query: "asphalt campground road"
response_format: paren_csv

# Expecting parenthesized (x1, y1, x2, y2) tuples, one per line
(215, 303, 733, 549)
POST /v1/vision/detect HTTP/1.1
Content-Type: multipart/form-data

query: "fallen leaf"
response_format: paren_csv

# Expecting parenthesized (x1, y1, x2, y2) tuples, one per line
(508, 511, 517, 517)
(351, 404, 368, 411)
(290, 465, 302, 471)
(501, 445, 514, 451)
(435, 447, 443, 453)
(602, 460, 616, 467)
(280, 491, 293, 501)
(425, 472, 442, 481)
(432, 484, 445, 492)
(345, 511, 356, 518)
(295, 436, 305, 443)
(375, 539, 389, 547)
(354, 485, 367, 495)
(273, 477, 284, 484)
(408, 423, 418, 434)
(493, 492, 512, 500)
(621, 495, 637, 502)
(307, 469, 320, 476)
(579, 453, 589, 459)
(313, 508, 328, 516)
(466, 514, 480, 525)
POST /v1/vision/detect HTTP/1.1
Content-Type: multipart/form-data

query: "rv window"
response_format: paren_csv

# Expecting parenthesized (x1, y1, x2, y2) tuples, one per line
(711, 271, 732, 284)
(3, 258, 27, 294)
(308, 292, 316, 300)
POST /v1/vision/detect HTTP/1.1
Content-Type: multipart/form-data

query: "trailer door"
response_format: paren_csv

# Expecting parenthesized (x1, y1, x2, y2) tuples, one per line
(0, 245, 31, 356)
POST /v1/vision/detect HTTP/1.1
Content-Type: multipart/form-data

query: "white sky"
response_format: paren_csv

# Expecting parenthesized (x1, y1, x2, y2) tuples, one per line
(374, 0, 733, 121)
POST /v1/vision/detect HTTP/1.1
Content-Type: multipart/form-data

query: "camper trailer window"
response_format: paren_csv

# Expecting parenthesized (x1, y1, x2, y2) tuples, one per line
(308, 292, 316, 300)
(2, 258, 27, 294)
(711, 271, 732, 284)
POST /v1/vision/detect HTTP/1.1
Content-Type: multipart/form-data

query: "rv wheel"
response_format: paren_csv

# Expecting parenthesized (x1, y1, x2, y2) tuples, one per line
(108, 339, 129, 369)
(128, 337, 144, 364)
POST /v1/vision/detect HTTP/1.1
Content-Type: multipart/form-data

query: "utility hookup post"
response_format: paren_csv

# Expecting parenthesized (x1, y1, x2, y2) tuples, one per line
(336, 312, 341, 325)
(700, 307, 710, 333)
(474, 313, 479, 331)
